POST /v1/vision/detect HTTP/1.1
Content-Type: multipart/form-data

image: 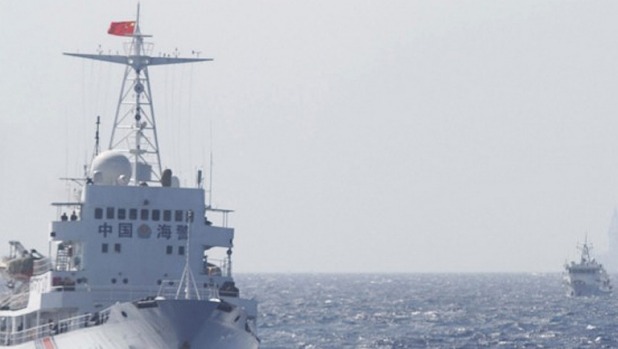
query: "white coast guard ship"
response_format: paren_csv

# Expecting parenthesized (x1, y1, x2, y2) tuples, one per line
(0, 8, 260, 349)
(564, 238, 612, 297)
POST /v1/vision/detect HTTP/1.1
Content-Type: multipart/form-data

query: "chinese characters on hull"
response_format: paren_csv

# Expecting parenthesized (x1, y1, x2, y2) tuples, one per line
(98, 222, 188, 240)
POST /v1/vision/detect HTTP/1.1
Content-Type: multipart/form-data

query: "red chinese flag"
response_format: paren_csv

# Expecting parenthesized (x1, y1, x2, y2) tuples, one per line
(107, 21, 136, 36)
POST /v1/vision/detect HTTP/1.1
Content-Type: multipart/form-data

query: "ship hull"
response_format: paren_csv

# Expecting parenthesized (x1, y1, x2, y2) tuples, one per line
(565, 274, 612, 297)
(9, 299, 259, 349)
(566, 280, 611, 297)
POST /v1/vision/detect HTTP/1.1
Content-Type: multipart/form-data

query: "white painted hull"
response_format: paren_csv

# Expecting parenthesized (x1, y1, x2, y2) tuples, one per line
(10, 299, 259, 349)
(565, 277, 612, 297)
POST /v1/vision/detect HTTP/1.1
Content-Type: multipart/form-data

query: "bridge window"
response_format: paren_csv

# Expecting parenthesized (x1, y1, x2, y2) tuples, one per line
(178, 246, 185, 256)
(166, 246, 173, 255)
(102, 243, 108, 253)
(141, 209, 149, 221)
(152, 209, 160, 221)
(118, 208, 126, 220)
(106, 207, 115, 219)
(163, 210, 171, 222)
(175, 210, 184, 222)
(129, 208, 138, 220)
(94, 208, 103, 219)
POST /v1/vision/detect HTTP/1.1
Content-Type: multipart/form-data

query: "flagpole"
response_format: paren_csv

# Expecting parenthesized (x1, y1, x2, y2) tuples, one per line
(136, 3, 141, 34)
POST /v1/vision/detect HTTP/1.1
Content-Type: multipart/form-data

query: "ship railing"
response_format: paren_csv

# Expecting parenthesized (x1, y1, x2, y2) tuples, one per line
(157, 279, 220, 300)
(0, 292, 29, 311)
(201, 257, 231, 277)
(0, 283, 223, 345)
(32, 258, 51, 276)
(88, 285, 162, 305)
(0, 308, 112, 346)
(205, 207, 234, 228)
(86, 283, 222, 305)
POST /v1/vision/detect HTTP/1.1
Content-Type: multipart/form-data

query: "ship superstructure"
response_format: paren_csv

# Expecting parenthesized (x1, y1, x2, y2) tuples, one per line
(0, 7, 259, 348)
(564, 238, 612, 297)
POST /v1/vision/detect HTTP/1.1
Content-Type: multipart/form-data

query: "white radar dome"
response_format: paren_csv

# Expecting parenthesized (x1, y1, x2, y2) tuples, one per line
(91, 151, 132, 186)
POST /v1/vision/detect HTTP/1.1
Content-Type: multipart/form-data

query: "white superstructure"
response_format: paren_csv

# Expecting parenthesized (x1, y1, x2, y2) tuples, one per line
(564, 239, 612, 297)
(0, 6, 259, 348)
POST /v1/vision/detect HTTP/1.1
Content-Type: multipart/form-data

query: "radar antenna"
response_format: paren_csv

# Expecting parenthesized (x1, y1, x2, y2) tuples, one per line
(63, 4, 212, 185)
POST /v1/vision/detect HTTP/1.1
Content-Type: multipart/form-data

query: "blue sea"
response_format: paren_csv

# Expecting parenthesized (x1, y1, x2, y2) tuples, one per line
(236, 273, 618, 349)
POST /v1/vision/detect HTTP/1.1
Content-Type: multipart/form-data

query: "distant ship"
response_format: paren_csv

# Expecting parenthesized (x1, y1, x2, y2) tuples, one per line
(0, 6, 260, 348)
(564, 239, 612, 297)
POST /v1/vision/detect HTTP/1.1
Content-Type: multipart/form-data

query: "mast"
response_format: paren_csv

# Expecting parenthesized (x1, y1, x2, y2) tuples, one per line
(63, 4, 212, 185)
(176, 210, 201, 300)
(93, 115, 101, 158)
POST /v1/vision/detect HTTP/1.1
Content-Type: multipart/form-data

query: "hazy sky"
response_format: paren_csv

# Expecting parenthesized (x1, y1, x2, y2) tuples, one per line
(2, 1, 618, 273)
